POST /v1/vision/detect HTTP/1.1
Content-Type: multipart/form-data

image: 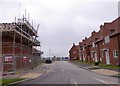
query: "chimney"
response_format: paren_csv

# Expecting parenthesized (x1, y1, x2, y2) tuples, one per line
(73, 43, 75, 46)
(100, 25, 104, 30)
(79, 42, 82, 45)
(92, 31, 96, 36)
(85, 37, 87, 40)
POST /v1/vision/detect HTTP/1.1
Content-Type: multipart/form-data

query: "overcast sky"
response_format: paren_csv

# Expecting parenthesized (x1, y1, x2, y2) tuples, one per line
(0, 0, 119, 57)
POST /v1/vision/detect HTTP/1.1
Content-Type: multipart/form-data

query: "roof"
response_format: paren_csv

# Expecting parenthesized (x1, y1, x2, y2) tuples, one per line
(79, 37, 91, 49)
(88, 31, 100, 46)
(78, 17, 120, 48)
(95, 17, 120, 43)
(69, 43, 79, 52)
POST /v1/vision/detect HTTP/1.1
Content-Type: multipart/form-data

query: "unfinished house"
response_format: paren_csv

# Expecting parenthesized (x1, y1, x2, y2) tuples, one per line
(0, 18, 41, 73)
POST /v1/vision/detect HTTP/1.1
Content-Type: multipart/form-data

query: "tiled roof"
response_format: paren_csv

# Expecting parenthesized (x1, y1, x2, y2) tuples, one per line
(78, 16, 120, 48)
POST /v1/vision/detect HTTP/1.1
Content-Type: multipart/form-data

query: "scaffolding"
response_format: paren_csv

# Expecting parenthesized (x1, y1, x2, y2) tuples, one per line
(0, 18, 41, 73)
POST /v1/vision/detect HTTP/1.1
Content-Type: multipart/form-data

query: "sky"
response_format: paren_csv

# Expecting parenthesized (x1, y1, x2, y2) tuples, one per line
(0, 0, 119, 57)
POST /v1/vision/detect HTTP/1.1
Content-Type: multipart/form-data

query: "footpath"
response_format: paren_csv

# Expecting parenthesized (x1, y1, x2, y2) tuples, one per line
(69, 61, 120, 78)
(1, 63, 51, 85)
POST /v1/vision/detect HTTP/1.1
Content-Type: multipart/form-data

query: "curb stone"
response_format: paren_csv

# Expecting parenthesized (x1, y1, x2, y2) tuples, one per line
(69, 61, 119, 77)
(3, 66, 49, 86)
(5, 79, 29, 86)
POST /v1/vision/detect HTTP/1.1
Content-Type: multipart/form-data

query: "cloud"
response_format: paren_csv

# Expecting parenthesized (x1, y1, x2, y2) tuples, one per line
(0, 0, 119, 57)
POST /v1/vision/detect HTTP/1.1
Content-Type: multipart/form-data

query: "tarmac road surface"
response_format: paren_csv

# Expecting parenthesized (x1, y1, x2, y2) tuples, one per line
(20, 61, 119, 85)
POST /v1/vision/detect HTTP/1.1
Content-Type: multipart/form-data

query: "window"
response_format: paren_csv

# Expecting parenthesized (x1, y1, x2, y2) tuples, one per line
(110, 30, 115, 34)
(91, 53, 93, 58)
(92, 42, 95, 47)
(95, 44, 97, 47)
(104, 36, 110, 43)
(73, 51, 76, 54)
(83, 47, 85, 50)
(113, 50, 118, 58)
(101, 51, 104, 57)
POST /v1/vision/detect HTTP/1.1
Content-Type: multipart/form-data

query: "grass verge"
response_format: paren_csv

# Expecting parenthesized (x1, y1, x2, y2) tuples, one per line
(99, 64, 120, 69)
(71, 60, 120, 70)
(71, 60, 94, 65)
(2, 78, 25, 86)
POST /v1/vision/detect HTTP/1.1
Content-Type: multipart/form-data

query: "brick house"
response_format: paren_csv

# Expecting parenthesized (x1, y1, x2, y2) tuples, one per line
(97, 17, 120, 65)
(79, 37, 91, 62)
(79, 42, 83, 61)
(109, 17, 120, 65)
(94, 28, 104, 64)
(88, 31, 101, 63)
(71, 17, 120, 65)
(69, 43, 79, 60)
(0, 17, 42, 72)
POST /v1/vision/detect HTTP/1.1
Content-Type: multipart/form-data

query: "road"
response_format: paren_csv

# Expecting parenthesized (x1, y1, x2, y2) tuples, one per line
(20, 61, 119, 85)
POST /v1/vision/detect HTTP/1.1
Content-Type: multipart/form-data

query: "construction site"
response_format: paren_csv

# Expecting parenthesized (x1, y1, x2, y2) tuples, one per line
(0, 17, 42, 73)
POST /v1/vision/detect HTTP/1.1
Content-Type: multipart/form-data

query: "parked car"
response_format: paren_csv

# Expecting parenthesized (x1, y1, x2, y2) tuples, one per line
(45, 59, 52, 63)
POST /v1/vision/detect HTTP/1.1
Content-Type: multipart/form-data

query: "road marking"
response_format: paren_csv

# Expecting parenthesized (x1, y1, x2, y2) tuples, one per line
(74, 82, 78, 86)
(105, 81, 118, 84)
(95, 78, 109, 84)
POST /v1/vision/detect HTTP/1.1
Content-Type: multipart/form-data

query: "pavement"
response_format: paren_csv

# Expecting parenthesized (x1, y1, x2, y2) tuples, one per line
(2, 63, 51, 80)
(69, 61, 120, 77)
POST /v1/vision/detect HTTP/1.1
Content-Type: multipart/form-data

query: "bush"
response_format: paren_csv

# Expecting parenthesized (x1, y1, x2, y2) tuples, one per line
(95, 62, 99, 65)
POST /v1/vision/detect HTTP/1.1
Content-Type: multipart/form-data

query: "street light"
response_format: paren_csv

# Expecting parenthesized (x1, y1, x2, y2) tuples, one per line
(49, 49, 51, 59)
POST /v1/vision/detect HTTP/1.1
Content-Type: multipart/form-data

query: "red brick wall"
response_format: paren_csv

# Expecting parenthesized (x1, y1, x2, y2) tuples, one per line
(97, 41, 106, 64)
(3, 64, 13, 71)
(2, 35, 33, 71)
(69, 45, 79, 60)
(110, 35, 119, 65)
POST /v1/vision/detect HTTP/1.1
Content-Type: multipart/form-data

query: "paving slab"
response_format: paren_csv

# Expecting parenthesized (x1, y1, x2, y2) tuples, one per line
(92, 69, 119, 75)
(20, 73, 42, 79)
(2, 63, 51, 79)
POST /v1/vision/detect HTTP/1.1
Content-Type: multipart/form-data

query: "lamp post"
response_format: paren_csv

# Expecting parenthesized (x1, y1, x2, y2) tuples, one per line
(49, 49, 51, 59)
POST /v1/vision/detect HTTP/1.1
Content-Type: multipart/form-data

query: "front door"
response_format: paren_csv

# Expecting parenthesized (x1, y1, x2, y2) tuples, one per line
(94, 52, 98, 62)
(105, 51, 110, 64)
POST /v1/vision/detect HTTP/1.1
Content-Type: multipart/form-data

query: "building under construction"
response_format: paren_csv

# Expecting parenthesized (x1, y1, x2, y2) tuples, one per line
(0, 17, 42, 73)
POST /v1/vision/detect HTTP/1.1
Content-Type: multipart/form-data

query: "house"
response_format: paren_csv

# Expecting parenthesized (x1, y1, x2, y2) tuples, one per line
(109, 17, 120, 65)
(97, 17, 120, 65)
(69, 43, 79, 60)
(0, 17, 41, 72)
(72, 17, 120, 65)
(88, 31, 100, 63)
(94, 28, 104, 64)
(79, 37, 91, 62)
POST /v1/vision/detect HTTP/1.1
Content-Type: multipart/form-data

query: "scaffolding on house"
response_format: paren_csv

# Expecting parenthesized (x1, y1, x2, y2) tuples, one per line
(0, 17, 42, 72)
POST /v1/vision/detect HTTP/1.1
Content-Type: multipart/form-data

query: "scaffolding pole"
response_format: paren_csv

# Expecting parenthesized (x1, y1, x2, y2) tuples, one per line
(13, 31, 16, 73)
(27, 38, 29, 69)
(20, 22, 22, 71)
(0, 31, 2, 86)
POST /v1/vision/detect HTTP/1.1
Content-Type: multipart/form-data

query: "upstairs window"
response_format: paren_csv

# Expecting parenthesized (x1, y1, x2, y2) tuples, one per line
(104, 36, 110, 43)
(73, 51, 76, 54)
(92, 42, 95, 47)
(110, 29, 115, 34)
